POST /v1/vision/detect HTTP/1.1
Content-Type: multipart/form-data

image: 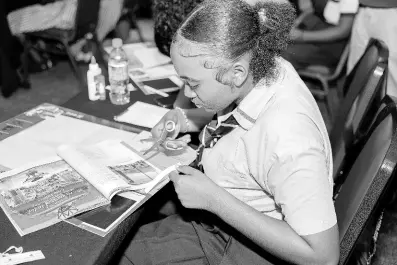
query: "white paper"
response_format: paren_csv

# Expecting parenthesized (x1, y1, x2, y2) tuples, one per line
(132, 48, 171, 69)
(114, 101, 169, 128)
(0, 115, 137, 169)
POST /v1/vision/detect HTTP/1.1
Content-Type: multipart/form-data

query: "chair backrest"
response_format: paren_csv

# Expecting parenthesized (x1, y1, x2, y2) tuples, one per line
(73, 0, 101, 41)
(335, 99, 397, 265)
(330, 39, 389, 183)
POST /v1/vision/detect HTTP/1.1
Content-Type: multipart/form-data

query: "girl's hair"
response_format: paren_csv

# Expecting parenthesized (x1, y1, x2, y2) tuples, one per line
(153, 0, 204, 56)
(173, 0, 296, 84)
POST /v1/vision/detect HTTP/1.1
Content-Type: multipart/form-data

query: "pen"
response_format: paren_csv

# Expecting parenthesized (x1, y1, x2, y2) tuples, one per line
(143, 85, 169, 97)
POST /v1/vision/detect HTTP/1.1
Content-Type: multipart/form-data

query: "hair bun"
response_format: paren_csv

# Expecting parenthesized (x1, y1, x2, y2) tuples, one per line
(257, 7, 278, 34)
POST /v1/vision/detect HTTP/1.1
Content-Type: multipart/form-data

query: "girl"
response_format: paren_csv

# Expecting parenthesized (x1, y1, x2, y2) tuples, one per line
(119, 1, 339, 264)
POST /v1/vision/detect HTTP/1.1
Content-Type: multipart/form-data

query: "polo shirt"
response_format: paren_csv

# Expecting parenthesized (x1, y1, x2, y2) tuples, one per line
(201, 58, 337, 236)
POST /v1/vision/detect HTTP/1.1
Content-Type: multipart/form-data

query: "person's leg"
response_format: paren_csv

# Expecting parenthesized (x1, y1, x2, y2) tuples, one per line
(119, 210, 284, 265)
(366, 8, 397, 97)
(282, 42, 344, 70)
(347, 8, 370, 75)
(348, 7, 397, 97)
(283, 13, 346, 70)
(96, 0, 124, 41)
(0, 1, 19, 97)
(119, 214, 227, 265)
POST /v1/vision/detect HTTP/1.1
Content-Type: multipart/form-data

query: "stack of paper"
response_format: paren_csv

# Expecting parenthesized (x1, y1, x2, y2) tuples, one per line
(114, 102, 169, 129)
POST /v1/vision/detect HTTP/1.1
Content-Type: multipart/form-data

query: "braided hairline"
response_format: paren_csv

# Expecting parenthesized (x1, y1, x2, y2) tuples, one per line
(173, 34, 260, 86)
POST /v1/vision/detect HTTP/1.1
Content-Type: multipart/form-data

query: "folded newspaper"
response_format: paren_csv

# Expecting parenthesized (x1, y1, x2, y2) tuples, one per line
(0, 132, 197, 236)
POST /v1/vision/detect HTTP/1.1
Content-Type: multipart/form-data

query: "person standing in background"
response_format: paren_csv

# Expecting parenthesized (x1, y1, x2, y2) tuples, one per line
(348, 0, 397, 97)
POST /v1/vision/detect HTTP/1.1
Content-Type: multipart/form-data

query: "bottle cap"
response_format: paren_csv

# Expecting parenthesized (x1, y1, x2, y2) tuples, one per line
(89, 56, 99, 71)
(112, 38, 123, 48)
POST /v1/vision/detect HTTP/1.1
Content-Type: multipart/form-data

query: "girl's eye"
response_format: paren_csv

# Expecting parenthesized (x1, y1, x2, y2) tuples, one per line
(185, 81, 199, 90)
(190, 84, 199, 90)
(186, 82, 199, 90)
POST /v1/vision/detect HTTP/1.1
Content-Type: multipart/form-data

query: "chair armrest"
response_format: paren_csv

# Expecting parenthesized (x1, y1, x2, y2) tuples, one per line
(298, 69, 328, 82)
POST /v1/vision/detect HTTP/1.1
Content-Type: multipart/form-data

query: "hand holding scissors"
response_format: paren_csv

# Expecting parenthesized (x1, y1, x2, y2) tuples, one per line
(142, 121, 189, 155)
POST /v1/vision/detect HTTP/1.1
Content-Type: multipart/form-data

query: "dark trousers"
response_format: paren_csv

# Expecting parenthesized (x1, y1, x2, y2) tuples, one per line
(118, 211, 290, 265)
(0, 0, 41, 96)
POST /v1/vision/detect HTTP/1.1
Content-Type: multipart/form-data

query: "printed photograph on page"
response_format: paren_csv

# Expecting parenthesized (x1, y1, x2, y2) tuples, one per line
(65, 139, 163, 194)
(0, 159, 108, 236)
(108, 160, 158, 187)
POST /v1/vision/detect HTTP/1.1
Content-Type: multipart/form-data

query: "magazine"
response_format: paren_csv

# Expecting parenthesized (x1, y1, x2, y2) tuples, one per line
(0, 157, 109, 236)
(0, 132, 197, 236)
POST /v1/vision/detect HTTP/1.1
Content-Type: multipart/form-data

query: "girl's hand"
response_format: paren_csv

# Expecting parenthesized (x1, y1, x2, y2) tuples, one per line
(169, 165, 224, 212)
(151, 108, 187, 140)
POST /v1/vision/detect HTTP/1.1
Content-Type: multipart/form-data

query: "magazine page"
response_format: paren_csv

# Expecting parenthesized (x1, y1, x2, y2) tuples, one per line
(63, 132, 198, 237)
(0, 157, 109, 236)
(57, 140, 169, 199)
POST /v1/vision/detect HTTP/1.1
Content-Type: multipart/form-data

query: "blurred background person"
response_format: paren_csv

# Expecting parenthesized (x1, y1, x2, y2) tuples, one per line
(0, 0, 42, 98)
(282, 0, 357, 70)
(348, 0, 397, 97)
(7, 0, 124, 62)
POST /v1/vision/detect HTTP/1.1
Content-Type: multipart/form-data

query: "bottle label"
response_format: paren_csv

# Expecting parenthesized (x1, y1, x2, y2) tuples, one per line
(108, 62, 128, 81)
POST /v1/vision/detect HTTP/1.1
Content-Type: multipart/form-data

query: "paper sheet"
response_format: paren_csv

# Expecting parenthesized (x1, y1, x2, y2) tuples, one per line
(0, 115, 137, 169)
(114, 101, 169, 128)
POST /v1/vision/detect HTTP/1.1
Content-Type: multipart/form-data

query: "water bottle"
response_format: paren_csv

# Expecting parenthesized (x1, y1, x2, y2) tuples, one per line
(108, 38, 130, 105)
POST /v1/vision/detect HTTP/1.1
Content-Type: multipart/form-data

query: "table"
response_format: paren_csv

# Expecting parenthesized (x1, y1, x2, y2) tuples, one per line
(0, 88, 166, 265)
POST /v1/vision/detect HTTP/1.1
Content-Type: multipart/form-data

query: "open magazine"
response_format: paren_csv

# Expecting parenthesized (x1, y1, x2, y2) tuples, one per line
(0, 132, 197, 236)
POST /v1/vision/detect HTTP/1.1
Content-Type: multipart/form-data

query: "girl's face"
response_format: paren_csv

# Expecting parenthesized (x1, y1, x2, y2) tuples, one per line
(170, 40, 241, 113)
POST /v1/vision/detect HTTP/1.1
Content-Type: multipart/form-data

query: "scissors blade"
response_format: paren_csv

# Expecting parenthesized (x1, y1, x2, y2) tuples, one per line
(143, 141, 161, 155)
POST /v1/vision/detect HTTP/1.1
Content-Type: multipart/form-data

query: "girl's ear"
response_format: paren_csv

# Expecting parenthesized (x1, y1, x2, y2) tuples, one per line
(232, 61, 249, 87)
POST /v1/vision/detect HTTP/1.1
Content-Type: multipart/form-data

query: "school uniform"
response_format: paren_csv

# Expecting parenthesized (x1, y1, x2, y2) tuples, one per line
(119, 58, 336, 264)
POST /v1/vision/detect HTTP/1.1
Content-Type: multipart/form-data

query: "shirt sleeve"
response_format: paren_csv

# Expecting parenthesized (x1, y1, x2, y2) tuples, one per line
(265, 113, 337, 236)
(340, 0, 359, 14)
(323, 0, 359, 25)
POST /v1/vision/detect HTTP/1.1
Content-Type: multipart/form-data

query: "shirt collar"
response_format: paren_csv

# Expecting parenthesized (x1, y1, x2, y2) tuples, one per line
(230, 66, 285, 130)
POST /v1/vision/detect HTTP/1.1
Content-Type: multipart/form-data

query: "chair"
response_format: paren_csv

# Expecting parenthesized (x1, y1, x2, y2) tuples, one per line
(21, 0, 104, 89)
(293, 7, 351, 121)
(298, 42, 350, 121)
(330, 39, 389, 187)
(335, 97, 397, 265)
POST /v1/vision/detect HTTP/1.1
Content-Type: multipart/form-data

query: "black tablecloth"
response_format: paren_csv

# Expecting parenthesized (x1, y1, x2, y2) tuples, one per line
(0, 88, 163, 265)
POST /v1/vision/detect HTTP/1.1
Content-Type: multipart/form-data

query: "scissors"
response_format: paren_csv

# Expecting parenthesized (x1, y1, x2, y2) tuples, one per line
(141, 120, 181, 155)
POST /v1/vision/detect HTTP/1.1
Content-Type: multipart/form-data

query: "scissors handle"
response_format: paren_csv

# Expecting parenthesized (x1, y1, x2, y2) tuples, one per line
(165, 120, 176, 133)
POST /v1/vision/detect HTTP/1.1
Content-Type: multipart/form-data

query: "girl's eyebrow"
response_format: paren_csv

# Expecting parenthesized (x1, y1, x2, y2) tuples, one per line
(180, 76, 200, 82)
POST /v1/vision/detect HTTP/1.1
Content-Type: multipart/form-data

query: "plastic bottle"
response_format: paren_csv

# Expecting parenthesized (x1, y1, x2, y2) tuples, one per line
(95, 74, 106, 101)
(87, 56, 101, 101)
(108, 38, 130, 105)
